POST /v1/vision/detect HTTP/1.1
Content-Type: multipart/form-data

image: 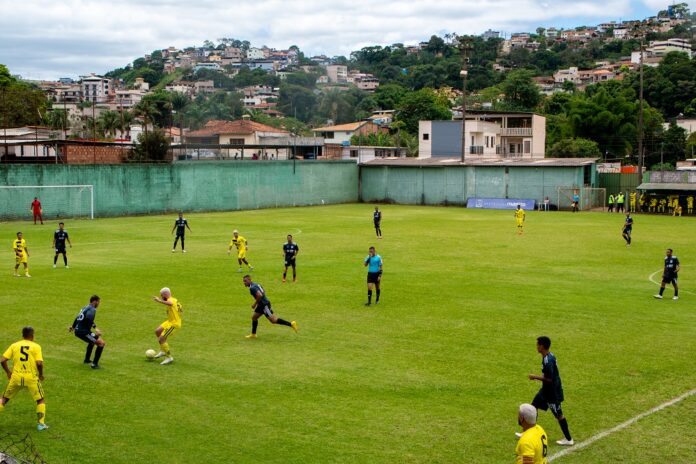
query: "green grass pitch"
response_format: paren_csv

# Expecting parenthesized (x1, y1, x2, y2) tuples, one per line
(0, 204, 695, 463)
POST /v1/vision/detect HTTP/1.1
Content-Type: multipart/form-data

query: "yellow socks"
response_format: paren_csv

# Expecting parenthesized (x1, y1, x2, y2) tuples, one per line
(36, 403, 46, 424)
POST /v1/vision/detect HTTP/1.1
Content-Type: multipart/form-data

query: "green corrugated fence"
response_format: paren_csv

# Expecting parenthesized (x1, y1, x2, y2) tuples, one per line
(0, 161, 359, 219)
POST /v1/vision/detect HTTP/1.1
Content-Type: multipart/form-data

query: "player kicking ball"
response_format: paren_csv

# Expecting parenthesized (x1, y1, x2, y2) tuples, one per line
(152, 288, 182, 365)
(243, 275, 298, 338)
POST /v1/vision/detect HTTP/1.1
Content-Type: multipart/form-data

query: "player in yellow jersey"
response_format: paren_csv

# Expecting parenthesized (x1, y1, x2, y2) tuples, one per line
(687, 195, 694, 215)
(515, 403, 548, 464)
(629, 191, 637, 213)
(228, 229, 253, 272)
(12, 232, 30, 277)
(0, 327, 48, 431)
(514, 205, 526, 235)
(152, 287, 182, 365)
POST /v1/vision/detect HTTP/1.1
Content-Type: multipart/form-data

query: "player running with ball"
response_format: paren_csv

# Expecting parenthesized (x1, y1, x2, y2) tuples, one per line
(152, 288, 182, 365)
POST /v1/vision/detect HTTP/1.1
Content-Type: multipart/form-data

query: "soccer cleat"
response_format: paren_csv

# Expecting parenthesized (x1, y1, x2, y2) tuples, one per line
(182, 250, 187, 253)
(52, 264, 56, 268)
(90, 363, 100, 369)
(153, 351, 166, 359)
(65, 265, 69, 269)
(556, 438, 574, 446)
(37, 424, 49, 431)
(245, 334, 257, 339)
(25, 274, 31, 278)
(13, 273, 19, 277)
(673, 296, 679, 300)
(653, 295, 663, 299)
(249, 266, 254, 271)
(160, 357, 174, 365)
(172, 249, 176, 253)
(282, 278, 286, 283)
(375, 300, 380, 305)
(83, 359, 91, 364)
(237, 268, 243, 273)
(515, 432, 523, 438)
(364, 302, 371, 306)
(291, 321, 299, 333)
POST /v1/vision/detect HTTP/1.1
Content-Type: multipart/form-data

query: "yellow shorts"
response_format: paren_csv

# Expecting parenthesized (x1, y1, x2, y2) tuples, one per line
(516, 219, 524, 226)
(237, 250, 246, 260)
(3, 373, 45, 402)
(159, 320, 181, 339)
(15, 254, 27, 265)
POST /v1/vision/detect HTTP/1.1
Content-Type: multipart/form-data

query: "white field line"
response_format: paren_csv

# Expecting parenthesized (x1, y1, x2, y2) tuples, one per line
(548, 387, 696, 461)
(648, 269, 694, 295)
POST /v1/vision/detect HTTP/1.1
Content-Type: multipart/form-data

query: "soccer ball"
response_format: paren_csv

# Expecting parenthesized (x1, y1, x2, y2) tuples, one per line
(145, 349, 157, 359)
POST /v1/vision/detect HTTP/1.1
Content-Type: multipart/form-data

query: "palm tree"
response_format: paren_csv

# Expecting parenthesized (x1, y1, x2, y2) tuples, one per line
(118, 109, 134, 140)
(133, 100, 160, 137)
(170, 92, 189, 142)
(97, 110, 120, 139)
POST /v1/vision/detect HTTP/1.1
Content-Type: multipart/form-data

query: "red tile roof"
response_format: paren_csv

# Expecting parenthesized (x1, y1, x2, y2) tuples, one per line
(187, 119, 288, 137)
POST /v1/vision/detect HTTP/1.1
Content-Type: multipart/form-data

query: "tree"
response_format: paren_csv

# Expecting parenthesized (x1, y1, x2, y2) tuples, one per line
(499, 70, 541, 110)
(395, 88, 451, 134)
(0, 65, 48, 127)
(547, 137, 602, 158)
(373, 83, 407, 109)
(130, 129, 170, 162)
(278, 84, 317, 122)
(97, 110, 121, 138)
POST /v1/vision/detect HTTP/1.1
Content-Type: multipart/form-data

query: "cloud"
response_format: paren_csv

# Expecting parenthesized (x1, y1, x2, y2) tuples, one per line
(0, 0, 688, 79)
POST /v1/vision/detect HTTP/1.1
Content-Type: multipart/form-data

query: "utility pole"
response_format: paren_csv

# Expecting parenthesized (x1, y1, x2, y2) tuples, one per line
(637, 37, 644, 184)
(459, 37, 472, 163)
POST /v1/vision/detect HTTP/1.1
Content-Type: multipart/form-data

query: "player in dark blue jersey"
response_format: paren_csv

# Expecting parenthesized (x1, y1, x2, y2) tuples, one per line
(373, 207, 382, 239)
(622, 213, 633, 247)
(282, 234, 299, 283)
(171, 212, 192, 253)
(243, 275, 298, 338)
(654, 248, 680, 300)
(68, 295, 106, 369)
(52, 222, 72, 268)
(527, 336, 574, 446)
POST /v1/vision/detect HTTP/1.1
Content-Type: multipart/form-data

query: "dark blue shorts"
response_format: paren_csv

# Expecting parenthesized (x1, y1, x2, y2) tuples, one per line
(533, 391, 564, 418)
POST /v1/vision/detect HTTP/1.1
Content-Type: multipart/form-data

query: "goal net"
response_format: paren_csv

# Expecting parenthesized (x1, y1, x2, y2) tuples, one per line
(0, 185, 94, 221)
(557, 187, 606, 211)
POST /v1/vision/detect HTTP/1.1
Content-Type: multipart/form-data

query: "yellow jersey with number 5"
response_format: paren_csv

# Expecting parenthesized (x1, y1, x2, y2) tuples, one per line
(3, 340, 43, 378)
(515, 424, 548, 464)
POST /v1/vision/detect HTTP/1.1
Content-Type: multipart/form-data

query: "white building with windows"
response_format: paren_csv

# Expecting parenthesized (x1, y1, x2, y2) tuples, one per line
(80, 74, 111, 103)
(419, 112, 546, 159)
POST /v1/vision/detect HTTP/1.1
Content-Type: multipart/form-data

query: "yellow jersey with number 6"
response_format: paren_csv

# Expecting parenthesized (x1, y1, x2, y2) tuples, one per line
(165, 297, 183, 328)
(515, 424, 548, 464)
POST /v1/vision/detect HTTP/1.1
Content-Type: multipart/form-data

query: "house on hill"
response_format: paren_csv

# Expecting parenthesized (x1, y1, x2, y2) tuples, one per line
(186, 119, 289, 145)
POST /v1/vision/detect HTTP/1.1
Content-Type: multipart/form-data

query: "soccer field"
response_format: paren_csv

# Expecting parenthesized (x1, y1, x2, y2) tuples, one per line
(1, 204, 695, 463)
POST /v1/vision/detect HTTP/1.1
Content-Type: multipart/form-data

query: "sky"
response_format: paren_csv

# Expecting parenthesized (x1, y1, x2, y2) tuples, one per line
(0, 0, 693, 80)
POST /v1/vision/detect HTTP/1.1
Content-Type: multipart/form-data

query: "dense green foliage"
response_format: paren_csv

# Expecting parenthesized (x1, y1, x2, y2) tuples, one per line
(130, 129, 170, 161)
(0, 64, 48, 127)
(1, 205, 695, 463)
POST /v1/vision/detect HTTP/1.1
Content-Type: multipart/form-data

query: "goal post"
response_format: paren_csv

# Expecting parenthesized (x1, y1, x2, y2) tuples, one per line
(557, 187, 606, 211)
(0, 185, 94, 220)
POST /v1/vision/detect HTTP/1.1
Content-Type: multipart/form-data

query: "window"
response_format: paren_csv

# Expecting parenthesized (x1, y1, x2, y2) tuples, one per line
(524, 141, 531, 153)
(492, 136, 495, 146)
(510, 144, 515, 154)
(229, 138, 244, 145)
(326, 132, 334, 139)
(423, 133, 429, 141)
(471, 136, 475, 146)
